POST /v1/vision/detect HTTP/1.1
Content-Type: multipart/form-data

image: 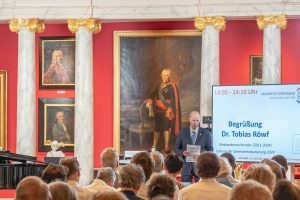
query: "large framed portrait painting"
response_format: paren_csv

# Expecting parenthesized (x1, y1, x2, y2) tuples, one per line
(38, 98, 75, 152)
(114, 30, 202, 155)
(39, 36, 75, 89)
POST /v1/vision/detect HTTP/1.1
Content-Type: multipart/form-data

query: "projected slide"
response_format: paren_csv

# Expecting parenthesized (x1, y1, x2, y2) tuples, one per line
(213, 84, 300, 163)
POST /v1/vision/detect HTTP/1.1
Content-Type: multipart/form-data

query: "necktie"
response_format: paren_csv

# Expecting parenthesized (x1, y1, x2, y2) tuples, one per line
(191, 131, 197, 144)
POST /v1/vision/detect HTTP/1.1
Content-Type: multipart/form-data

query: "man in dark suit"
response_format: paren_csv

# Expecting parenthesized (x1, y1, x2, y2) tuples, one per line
(175, 111, 213, 182)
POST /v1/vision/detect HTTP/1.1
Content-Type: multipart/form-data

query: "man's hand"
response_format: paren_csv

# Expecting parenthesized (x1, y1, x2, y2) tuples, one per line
(183, 150, 191, 157)
(146, 99, 153, 108)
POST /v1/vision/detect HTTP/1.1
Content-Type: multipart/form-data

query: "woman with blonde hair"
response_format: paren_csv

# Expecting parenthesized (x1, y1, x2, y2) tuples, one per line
(229, 180, 272, 200)
(242, 163, 276, 191)
(216, 157, 234, 188)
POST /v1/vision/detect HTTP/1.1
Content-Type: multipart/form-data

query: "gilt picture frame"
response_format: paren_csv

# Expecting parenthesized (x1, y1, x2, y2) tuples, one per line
(38, 98, 75, 152)
(0, 70, 7, 150)
(39, 36, 75, 89)
(114, 30, 202, 155)
(250, 55, 263, 85)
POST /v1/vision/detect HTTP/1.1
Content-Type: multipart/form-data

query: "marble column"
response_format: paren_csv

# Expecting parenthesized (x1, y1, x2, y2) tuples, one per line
(9, 18, 44, 156)
(194, 16, 226, 125)
(257, 15, 287, 84)
(68, 18, 101, 186)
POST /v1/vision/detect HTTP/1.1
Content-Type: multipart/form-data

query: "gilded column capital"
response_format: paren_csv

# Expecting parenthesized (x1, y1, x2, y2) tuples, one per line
(256, 15, 287, 30)
(9, 18, 45, 33)
(67, 18, 101, 34)
(194, 16, 226, 31)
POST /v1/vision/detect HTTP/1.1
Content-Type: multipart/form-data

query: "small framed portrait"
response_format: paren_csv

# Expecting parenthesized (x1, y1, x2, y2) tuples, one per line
(38, 98, 75, 152)
(0, 70, 7, 150)
(250, 55, 263, 85)
(39, 36, 75, 89)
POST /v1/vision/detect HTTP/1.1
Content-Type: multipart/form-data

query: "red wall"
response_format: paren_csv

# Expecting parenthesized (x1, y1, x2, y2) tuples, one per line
(0, 24, 18, 153)
(220, 20, 263, 85)
(36, 24, 75, 160)
(282, 19, 300, 83)
(1, 20, 300, 195)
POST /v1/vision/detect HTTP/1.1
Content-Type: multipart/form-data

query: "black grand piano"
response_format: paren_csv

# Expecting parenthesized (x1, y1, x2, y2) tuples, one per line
(0, 151, 47, 189)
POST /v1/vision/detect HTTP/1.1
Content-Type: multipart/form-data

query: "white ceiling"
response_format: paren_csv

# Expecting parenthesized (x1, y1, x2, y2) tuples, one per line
(0, 0, 300, 22)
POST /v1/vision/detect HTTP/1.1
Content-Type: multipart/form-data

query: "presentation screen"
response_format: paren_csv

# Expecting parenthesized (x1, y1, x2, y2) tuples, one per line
(212, 84, 300, 163)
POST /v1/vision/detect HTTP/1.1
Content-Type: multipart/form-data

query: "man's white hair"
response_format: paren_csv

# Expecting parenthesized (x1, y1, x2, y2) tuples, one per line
(161, 69, 171, 77)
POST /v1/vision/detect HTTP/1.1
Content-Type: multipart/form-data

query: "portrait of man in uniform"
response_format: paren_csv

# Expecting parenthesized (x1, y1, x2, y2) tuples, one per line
(114, 30, 202, 155)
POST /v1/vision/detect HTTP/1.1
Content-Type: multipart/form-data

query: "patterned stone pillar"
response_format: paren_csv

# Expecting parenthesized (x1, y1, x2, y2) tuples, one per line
(68, 18, 101, 186)
(257, 15, 287, 84)
(194, 16, 226, 126)
(9, 18, 44, 156)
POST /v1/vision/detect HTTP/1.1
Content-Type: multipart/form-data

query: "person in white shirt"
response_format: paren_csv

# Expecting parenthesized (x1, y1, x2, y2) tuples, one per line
(175, 111, 213, 183)
(85, 167, 116, 192)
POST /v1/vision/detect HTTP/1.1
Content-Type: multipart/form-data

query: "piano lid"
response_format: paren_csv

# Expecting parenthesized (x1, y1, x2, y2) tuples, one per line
(0, 151, 37, 163)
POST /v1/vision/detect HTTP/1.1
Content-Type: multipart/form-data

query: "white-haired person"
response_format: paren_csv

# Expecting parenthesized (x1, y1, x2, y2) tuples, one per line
(86, 167, 116, 193)
(100, 147, 120, 188)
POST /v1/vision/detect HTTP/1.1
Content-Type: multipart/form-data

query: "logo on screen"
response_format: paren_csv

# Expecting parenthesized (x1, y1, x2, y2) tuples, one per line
(297, 88, 300, 103)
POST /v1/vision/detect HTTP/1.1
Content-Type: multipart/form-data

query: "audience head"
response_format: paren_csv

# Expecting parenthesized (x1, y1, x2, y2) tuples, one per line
(273, 180, 300, 200)
(217, 157, 232, 178)
(49, 182, 77, 200)
(195, 152, 220, 179)
(280, 166, 287, 179)
(147, 175, 176, 200)
(119, 163, 145, 191)
(16, 176, 52, 200)
(164, 154, 183, 174)
(96, 167, 116, 187)
(272, 154, 288, 172)
(220, 152, 236, 170)
(229, 180, 272, 200)
(59, 157, 80, 181)
(100, 147, 119, 170)
(150, 151, 164, 173)
(150, 195, 172, 200)
(220, 152, 236, 177)
(41, 164, 68, 184)
(131, 151, 154, 181)
(242, 163, 276, 191)
(92, 191, 128, 200)
(261, 159, 283, 182)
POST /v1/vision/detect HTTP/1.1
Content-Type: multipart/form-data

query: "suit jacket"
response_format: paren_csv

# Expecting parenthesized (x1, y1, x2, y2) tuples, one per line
(175, 127, 213, 176)
(122, 190, 145, 200)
